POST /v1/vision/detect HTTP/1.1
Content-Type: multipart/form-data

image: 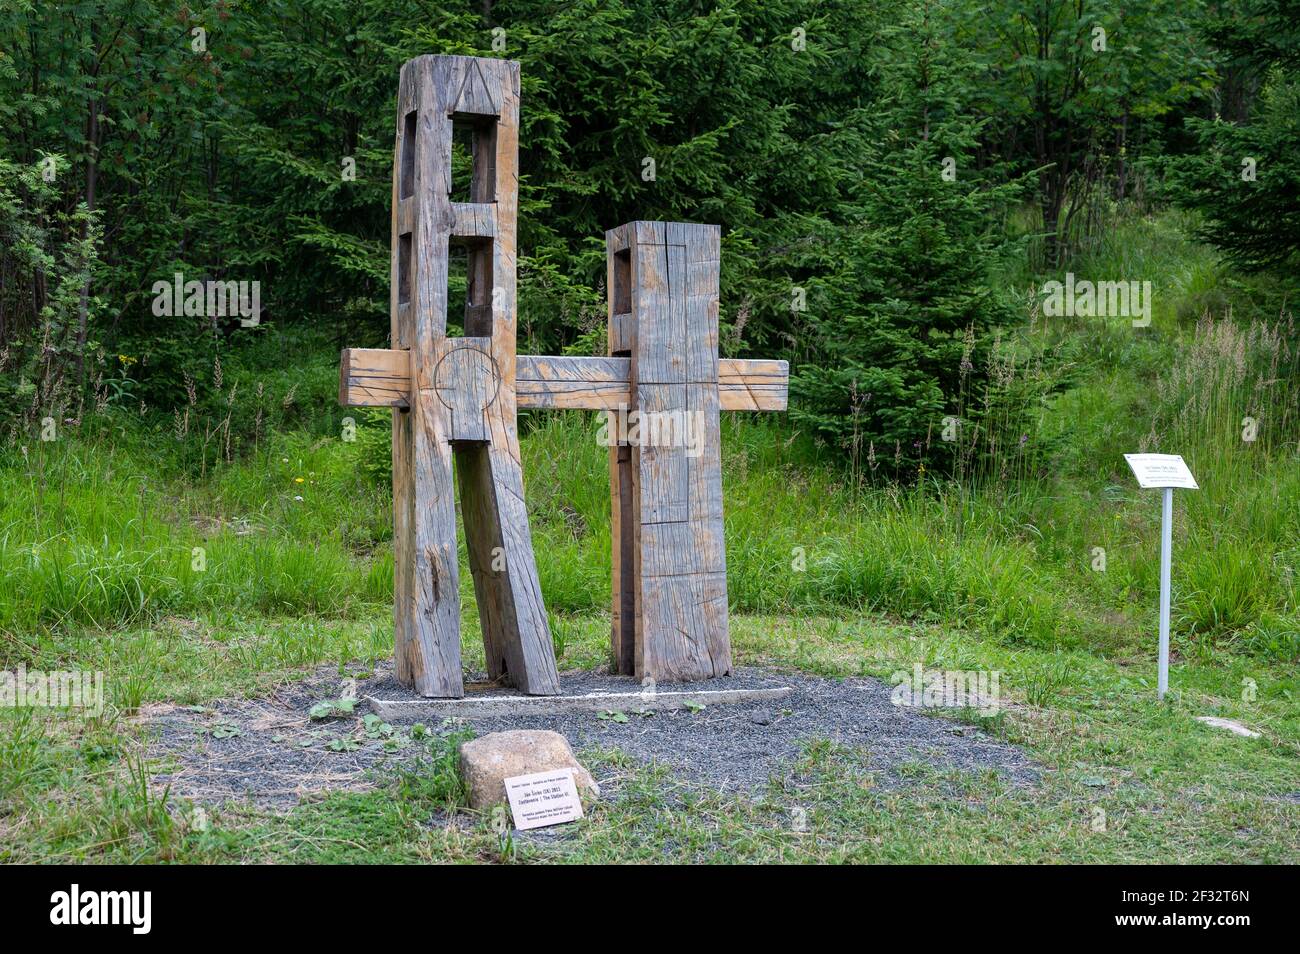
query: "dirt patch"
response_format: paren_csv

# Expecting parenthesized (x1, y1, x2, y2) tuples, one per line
(146, 663, 1038, 810)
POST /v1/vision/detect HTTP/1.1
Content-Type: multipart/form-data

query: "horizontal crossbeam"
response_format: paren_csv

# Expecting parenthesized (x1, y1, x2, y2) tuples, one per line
(339, 347, 410, 408)
(340, 349, 788, 412)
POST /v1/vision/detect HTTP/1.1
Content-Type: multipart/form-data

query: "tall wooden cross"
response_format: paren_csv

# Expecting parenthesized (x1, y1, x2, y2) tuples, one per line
(339, 55, 787, 698)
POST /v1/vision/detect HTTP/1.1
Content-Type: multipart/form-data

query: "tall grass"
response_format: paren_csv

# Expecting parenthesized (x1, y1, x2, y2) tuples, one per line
(1, 208, 1295, 665)
(0, 427, 392, 637)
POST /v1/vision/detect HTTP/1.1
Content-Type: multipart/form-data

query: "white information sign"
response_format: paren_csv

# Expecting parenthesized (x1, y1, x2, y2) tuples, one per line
(1124, 452, 1199, 700)
(504, 768, 584, 831)
(1123, 454, 1199, 490)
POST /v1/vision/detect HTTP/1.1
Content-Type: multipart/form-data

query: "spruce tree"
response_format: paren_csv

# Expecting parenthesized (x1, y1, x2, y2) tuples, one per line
(791, 0, 1018, 476)
(1167, 0, 1300, 270)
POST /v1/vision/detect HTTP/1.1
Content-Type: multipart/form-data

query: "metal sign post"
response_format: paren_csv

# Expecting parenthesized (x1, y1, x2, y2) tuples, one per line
(1124, 454, 1199, 701)
(1157, 486, 1173, 699)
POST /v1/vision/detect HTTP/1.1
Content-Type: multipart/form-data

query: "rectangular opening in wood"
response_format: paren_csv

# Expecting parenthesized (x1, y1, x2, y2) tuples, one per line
(398, 231, 412, 305)
(613, 247, 631, 315)
(400, 110, 417, 200)
(449, 114, 497, 204)
(448, 236, 494, 336)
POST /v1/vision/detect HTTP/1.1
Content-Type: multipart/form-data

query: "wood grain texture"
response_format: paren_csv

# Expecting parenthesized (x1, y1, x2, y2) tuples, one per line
(450, 202, 497, 238)
(339, 347, 410, 408)
(340, 350, 789, 412)
(367, 54, 559, 698)
(610, 221, 733, 682)
(394, 56, 463, 697)
(433, 337, 496, 442)
(469, 55, 559, 695)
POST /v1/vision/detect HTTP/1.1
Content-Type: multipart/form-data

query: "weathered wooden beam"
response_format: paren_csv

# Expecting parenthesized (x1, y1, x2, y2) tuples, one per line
(340, 350, 790, 412)
(339, 347, 410, 408)
(609, 220, 733, 684)
(716, 358, 789, 412)
(519, 356, 789, 411)
(516, 355, 630, 410)
(379, 54, 559, 699)
(390, 56, 462, 698)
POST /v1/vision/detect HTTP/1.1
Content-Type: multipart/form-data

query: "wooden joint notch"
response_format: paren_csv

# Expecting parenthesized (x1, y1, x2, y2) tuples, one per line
(340, 349, 789, 413)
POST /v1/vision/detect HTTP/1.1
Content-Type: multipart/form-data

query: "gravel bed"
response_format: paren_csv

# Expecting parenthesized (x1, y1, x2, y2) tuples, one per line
(147, 663, 1037, 810)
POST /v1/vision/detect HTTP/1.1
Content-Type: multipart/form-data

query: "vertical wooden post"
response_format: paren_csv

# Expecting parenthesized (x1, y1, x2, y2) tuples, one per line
(390, 55, 559, 697)
(607, 221, 731, 682)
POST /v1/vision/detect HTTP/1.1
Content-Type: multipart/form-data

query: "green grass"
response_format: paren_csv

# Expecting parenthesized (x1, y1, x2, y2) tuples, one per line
(1, 612, 1295, 863)
(0, 207, 1297, 863)
(7, 402, 1293, 660)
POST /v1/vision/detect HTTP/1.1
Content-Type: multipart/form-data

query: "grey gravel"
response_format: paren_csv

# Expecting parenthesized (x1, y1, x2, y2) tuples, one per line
(146, 663, 1038, 810)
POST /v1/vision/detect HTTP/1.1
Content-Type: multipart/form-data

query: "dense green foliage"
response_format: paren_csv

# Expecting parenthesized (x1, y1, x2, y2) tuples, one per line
(1165, 0, 1300, 270)
(790, 3, 1022, 472)
(3, 0, 898, 441)
(6, 0, 1282, 468)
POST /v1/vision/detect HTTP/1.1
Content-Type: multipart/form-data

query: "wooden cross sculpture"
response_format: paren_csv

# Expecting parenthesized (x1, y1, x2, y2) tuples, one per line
(339, 55, 788, 698)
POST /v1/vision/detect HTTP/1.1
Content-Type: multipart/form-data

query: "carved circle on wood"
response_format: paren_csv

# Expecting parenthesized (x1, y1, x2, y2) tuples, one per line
(433, 343, 500, 414)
